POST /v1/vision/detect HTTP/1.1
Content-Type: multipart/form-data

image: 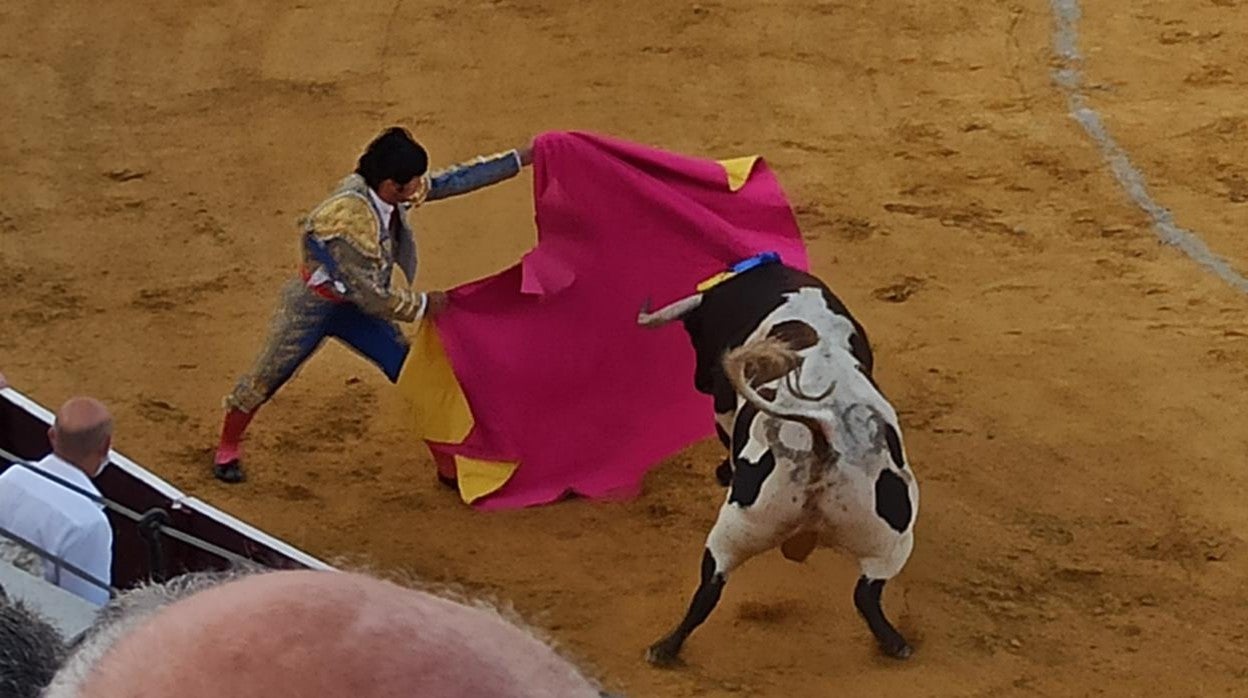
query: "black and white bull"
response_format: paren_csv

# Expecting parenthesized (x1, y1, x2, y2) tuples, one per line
(637, 262, 918, 665)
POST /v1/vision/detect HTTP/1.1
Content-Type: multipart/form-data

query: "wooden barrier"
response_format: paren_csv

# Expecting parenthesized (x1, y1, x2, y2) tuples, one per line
(0, 389, 331, 591)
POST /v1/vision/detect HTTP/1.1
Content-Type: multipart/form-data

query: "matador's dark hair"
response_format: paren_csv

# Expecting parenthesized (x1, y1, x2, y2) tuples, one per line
(356, 126, 429, 190)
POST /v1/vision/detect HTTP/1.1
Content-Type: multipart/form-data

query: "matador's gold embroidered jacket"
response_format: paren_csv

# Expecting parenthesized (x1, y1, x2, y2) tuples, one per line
(300, 150, 523, 322)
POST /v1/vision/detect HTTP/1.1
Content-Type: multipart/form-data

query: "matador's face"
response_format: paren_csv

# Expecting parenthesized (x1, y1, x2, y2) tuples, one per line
(377, 175, 429, 207)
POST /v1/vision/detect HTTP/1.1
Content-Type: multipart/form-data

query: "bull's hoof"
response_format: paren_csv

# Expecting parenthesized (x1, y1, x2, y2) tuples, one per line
(714, 460, 733, 487)
(213, 460, 245, 484)
(880, 638, 913, 660)
(645, 638, 685, 668)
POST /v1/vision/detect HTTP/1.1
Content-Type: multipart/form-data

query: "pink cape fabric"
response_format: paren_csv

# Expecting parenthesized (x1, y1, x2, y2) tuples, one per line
(428, 131, 809, 510)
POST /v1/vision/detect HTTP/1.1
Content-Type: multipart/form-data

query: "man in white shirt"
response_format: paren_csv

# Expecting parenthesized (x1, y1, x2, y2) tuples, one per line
(0, 397, 114, 606)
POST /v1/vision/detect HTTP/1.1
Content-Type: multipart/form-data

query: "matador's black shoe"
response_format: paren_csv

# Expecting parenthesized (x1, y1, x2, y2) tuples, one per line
(213, 459, 246, 484)
(437, 472, 458, 490)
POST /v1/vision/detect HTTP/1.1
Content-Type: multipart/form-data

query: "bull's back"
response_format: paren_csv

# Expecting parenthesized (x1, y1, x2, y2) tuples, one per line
(681, 264, 873, 412)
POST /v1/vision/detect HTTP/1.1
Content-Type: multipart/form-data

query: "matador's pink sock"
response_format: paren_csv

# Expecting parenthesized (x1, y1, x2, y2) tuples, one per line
(214, 408, 255, 465)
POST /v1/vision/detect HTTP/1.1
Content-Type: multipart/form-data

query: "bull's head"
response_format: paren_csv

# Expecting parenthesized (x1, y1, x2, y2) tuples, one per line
(636, 293, 704, 328)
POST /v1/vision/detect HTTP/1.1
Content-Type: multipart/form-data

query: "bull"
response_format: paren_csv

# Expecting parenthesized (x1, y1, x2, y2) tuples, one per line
(638, 259, 918, 665)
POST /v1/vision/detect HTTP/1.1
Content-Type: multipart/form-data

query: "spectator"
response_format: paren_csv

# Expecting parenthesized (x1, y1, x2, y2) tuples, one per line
(45, 568, 619, 697)
(0, 398, 114, 606)
(0, 594, 66, 698)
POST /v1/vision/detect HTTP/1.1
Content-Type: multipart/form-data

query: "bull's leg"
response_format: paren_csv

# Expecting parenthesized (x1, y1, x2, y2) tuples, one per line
(647, 505, 773, 667)
(853, 534, 915, 659)
(852, 577, 911, 659)
(646, 548, 724, 667)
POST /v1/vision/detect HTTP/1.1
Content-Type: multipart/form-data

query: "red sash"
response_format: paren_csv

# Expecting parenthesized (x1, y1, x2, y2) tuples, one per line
(299, 266, 348, 303)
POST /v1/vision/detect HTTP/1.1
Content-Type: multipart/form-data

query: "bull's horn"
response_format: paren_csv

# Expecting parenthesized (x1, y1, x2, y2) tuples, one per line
(636, 293, 704, 327)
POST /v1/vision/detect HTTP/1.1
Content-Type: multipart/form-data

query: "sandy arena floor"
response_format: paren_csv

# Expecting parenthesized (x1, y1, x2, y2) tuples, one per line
(2, 1, 1247, 695)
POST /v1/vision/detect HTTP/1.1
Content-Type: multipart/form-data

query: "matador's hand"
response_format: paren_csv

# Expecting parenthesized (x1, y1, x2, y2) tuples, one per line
(517, 140, 535, 167)
(425, 291, 450, 317)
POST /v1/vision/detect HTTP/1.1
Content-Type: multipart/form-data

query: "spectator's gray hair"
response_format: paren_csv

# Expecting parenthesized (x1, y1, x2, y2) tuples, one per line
(43, 567, 254, 698)
(42, 565, 624, 698)
(0, 597, 66, 698)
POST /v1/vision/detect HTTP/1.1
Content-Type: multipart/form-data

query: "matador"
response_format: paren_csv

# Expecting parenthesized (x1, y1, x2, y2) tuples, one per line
(212, 126, 531, 483)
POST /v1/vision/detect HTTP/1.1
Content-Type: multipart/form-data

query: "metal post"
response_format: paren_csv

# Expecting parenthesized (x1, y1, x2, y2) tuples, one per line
(137, 508, 172, 583)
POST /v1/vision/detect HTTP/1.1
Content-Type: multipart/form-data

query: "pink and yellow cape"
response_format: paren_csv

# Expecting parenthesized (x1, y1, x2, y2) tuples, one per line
(397, 131, 809, 510)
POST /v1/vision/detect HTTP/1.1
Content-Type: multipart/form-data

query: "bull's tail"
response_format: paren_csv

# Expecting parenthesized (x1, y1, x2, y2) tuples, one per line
(723, 337, 834, 459)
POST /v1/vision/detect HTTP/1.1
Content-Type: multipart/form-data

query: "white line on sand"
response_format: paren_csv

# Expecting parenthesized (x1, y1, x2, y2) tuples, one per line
(1050, 0, 1248, 293)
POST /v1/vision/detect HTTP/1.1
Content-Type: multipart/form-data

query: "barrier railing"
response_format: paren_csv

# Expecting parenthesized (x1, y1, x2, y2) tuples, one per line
(0, 387, 333, 591)
(0, 448, 260, 594)
(0, 525, 116, 598)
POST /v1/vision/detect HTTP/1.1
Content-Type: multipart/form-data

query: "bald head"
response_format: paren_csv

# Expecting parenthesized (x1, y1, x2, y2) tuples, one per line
(49, 570, 608, 697)
(49, 398, 112, 476)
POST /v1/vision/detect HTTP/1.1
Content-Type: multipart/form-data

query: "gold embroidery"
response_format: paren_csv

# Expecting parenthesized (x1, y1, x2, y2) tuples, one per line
(305, 193, 381, 259)
(224, 281, 329, 412)
(406, 175, 430, 208)
(391, 288, 421, 322)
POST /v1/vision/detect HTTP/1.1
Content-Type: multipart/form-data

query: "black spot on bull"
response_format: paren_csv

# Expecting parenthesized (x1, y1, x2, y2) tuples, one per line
(874, 470, 913, 532)
(714, 424, 733, 486)
(883, 423, 906, 469)
(731, 405, 759, 467)
(728, 405, 776, 507)
(730, 451, 776, 507)
(766, 319, 820, 350)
